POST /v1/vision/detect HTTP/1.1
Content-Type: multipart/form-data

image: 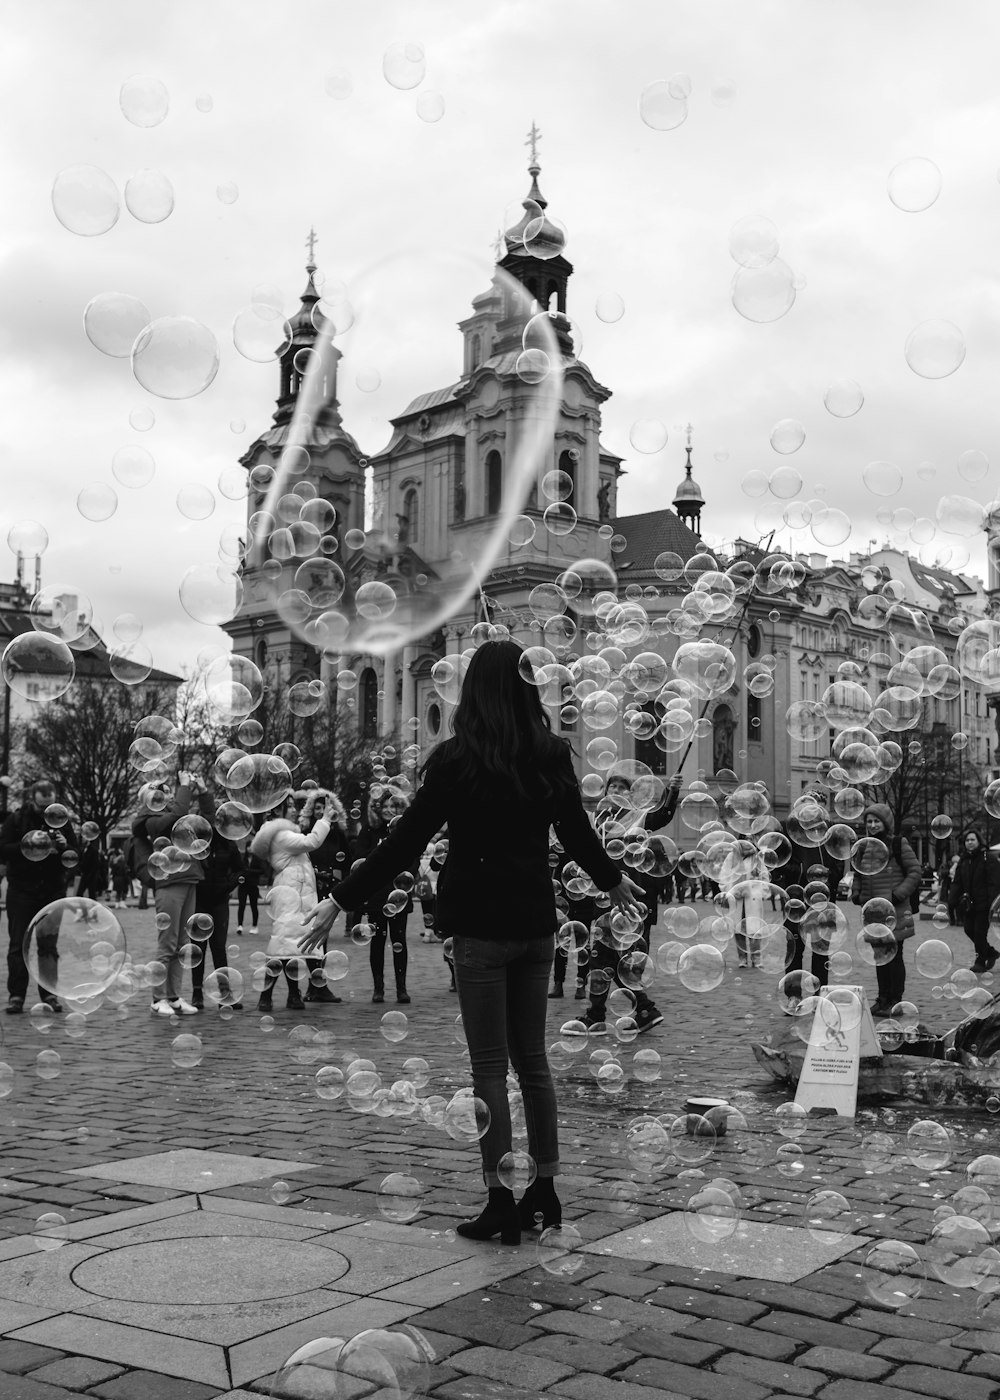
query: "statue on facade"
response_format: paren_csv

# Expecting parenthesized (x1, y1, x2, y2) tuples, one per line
(395, 513, 410, 545)
(597, 479, 611, 523)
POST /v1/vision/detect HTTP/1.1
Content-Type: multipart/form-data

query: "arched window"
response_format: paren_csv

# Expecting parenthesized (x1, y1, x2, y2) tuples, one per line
(402, 487, 419, 545)
(470, 334, 481, 371)
(360, 667, 378, 740)
(558, 449, 577, 511)
(486, 450, 502, 516)
(254, 638, 268, 672)
(712, 704, 735, 773)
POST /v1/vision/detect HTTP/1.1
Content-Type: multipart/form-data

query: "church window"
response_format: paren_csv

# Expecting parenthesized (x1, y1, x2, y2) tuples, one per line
(470, 334, 481, 371)
(558, 449, 577, 511)
(747, 624, 761, 658)
(402, 487, 419, 545)
(454, 460, 466, 523)
(486, 450, 502, 516)
(360, 667, 378, 740)
(255, 639, 268, 672)
(427, 702, 442, 736)
(748, 692, 762, 740)
(712, 704, 735, 773)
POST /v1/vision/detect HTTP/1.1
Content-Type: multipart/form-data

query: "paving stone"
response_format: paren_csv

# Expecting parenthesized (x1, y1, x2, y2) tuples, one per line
(885, 1365, 996, 1399)
(713, 1351, 827, 1396)
(526, 1309, 628, 1343)
(846, 1309, 963, 1342)
(583, 1272, 661, 1298)
(27, 1357, 127, 1388)
(494, 1277, 601, 1309)
(552, 1375, 688, 1400)
(0, 1375, 76, 1399)
(646, 1286, 767, 1324)
(445, 1345, 573, 1391)
(431, 1379, 541, 1400)
(521, 1333, 637, 1375)
(619, 1358, 770, 1400)
(0, 1341, 66, 1374)
(756, 1310, 882, 1351)
(726, 1279, 854, 1319)
(618, 1327, 722, 1367)
(581, 1297, 687, 1330)
(967, 1355, 1000, 1381)
(796, 1346, 894, 1381)
(872, 1338, 969, 1369)
(819, 1381, 962, 1400)
(682, 1316, 801, 1361)
(89, 1372, 223, 1399)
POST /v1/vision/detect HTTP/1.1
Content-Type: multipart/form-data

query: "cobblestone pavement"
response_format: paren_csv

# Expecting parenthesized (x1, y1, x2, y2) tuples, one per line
(0, 897, 998, 1398)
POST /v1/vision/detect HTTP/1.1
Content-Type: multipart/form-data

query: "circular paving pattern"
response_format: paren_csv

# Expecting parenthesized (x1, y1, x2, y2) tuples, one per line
(73, 1237, 350, 1304)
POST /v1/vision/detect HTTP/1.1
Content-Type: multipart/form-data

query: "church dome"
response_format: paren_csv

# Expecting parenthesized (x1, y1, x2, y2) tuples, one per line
(673, 474, 705, 506)
(504, 163, 566, 258)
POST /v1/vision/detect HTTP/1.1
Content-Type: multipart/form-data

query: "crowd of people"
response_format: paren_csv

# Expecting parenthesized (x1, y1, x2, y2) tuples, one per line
(3, 639, 1000, 1245)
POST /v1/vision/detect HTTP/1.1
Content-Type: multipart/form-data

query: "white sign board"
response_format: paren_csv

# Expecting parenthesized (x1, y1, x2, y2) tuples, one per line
(794, 985, 883, 1118)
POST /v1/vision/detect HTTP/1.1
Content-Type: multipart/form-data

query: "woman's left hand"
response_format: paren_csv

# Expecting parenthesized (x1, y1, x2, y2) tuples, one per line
(606, 876, 646, 915)
(298, 899, 342, 951)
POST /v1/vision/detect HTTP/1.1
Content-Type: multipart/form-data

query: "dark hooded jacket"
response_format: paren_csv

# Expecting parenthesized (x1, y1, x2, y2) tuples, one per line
(850, 803, 921, 939)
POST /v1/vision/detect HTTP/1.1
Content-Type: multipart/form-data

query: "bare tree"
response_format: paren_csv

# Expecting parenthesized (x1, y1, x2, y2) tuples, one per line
(21, 680, 173, 838)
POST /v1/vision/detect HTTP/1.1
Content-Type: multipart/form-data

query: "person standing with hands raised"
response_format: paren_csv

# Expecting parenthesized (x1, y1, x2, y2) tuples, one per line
(299, 640, 644, 1246)
(1, 779, 75, 1014)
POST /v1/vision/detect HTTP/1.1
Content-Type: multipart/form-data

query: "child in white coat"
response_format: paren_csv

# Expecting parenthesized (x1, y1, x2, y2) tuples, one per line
(250, 795, 331, 1010)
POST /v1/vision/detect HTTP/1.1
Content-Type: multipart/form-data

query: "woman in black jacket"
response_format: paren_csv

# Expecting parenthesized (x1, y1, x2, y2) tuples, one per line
(352, 788, 415, 1004)
(952, 828, 1000, 974)
(300, 639, 643, 1245)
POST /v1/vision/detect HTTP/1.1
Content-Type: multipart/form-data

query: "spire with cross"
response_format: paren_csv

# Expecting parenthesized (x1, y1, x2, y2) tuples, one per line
(525, 121, 542, 168)
(305, 226, 318, 269)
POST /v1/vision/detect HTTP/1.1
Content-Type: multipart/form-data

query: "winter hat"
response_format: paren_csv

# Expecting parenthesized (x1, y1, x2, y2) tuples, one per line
(862, 803, 894, 834)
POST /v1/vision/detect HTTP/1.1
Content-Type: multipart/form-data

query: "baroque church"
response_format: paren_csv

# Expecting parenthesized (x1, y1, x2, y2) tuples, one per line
(225, 140, 996, 837)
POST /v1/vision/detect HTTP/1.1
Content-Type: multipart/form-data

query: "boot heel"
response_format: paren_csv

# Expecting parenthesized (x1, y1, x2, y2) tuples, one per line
(500, 1221, 521, 1245)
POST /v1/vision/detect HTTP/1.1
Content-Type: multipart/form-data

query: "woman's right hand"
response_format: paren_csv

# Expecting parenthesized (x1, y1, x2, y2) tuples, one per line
(606, 875, 646, 915)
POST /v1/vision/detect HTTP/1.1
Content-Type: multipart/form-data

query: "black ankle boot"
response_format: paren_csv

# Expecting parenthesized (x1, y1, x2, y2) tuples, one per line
(257, 987, 273, 1012)
(396, 984, 411, 1004)
(286, 988, 305, 1010)
(548, 982, 564, 998)
(372, 986, 384, 1004)
(456, 1187, 520, 1245)
(518, 1179, 562, 1231)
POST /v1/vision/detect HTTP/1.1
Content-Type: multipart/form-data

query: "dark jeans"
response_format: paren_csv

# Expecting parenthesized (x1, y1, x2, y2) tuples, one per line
(6, 889, 60, 1004)
(785, 925, 829, 988)
(876, 943, 906, 1006)
(77, 877, 104, 900)
(191, 895, 230, 999)
(237, 882, 259, 926)
(453, 933, 559, 1185)
(588, 926, 655, 1016)
(963, 908, 994, 961)
(369, 912, 408, 990)
(553, 944, 587, 991)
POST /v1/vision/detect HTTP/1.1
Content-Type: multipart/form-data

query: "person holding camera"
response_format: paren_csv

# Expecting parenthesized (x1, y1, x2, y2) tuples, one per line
(135, 771, 206, 1016)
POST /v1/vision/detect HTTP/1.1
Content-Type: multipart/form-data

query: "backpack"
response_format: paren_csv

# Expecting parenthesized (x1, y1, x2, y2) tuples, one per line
(890, 836, 921, 913)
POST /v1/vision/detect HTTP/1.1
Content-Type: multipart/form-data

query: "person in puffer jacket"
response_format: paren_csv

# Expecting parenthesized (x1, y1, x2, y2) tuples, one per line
(250, 794, 331, 1010)
(851, 803, 921, 1016)
(950, 828, 1000, 975)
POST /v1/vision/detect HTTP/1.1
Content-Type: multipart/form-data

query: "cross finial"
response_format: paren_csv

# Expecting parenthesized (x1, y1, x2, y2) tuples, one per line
(525, 121, 542, 167)
(306, 227, 318, 266)
(685, 422, 694, 448)
(491, 227, 505, 260)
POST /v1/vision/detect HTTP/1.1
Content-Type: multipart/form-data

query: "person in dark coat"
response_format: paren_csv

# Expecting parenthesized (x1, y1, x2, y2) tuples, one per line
(851, 802, 921, 1016)
(0, 779, 75, 1013)
(76, 833, 107, 900)
(298, 639, 644, 1246)
(951, 828, 1000, 974)
(236, 845, 266, 934)
(352, 788, 417, 1004)
(191, 795, 244, 1010)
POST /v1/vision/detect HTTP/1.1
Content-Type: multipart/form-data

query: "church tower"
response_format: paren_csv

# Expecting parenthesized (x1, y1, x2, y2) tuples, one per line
(225, 233, 366, 691)
(672, 424, 705, 537)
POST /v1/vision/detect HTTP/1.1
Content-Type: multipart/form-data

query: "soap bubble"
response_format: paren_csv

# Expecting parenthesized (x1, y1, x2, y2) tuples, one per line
(171, 1033, 203, 1069)
(731, 259, 796, 322)
(443, 1093, 490, 1142)
(380, 1011, 409, 1043)
(906, 1119, 952, 1172)
(84, 293, 151, 358)
(216, 182, 239, 204)
(537, 1223, 586, 1274)
(863, 461, 903, 497)
(905, 320, 966, 379)
(132, 317, 220, 399)
(179, 566, 243, 625)
(269, 1180, 293, 1205)
(915, 939, 952, 979)
(124, 169, 174, 223)
(770, 419, 805, 454)
(776, 1143, 804, 1177)
(638, 79, 688, 130)
(596, 292, 625, 322)
(729, 215, 779, 269)
(629, 419, 668, 454)
(177, 484, 215, 520)
(377, 1172, 425, 1222)
(224, 754, 293, 813)
(416, 91, 445, 122)
(120, 74, 169, 126)
(32, 1212, 68, 1251)
(77, 483, 118, 522)
(35, 1050, 61, 1081)
(2, 633, 75, 702)
(804, 1190, 855, 1244)
(51, 166, 120, 236)
(233, 305, 292, 363)
(928, 1215, 993, 1288)
(497, 1151, 537, 1194)
(887, 156, 942, 212)
(824, 379, 864, 417)
(383, 40, 426, 88)
(111, 445, 155, 489)
(685, 1185, 740, 1243)
(677, 944, 725, 991)
(338, 1326, 435, 1398)
(811, 507, 851, 547)
(862, 1239, 924, 1307)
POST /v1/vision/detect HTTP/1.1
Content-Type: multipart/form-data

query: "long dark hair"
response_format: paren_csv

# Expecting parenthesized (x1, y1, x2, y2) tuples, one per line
(426, 640, 574, 800)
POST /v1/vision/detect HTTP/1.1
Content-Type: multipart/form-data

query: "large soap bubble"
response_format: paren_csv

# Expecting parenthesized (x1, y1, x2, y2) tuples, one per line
(258, 254, 561, 658)
(52, 166, 120, 236)
(84, 293, 151, 358)
(25, 898, 126, 1003)
(131, 317, 220, 399)
(2, 633, 75, 702)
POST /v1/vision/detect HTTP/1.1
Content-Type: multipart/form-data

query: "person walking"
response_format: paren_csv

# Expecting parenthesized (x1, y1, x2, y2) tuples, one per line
(299, 639, 644, 1246)
(109, 850, 131, 908)
(352, 788, 416, 1005)
(851, 803, 921, 1016)
(75, 830, 107, 901)
(250, 794, 331, 1011)
(0, 779, 75, 1014)
(951, 828, 1000, 974)
(236, 843, 265, 934)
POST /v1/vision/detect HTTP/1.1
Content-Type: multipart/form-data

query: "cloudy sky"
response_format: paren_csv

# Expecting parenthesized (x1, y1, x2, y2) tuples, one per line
(3, 0, 1000, 675)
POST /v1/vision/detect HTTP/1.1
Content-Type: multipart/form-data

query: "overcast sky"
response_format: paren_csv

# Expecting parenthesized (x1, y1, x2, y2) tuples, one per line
(2, 0, 1000, 675)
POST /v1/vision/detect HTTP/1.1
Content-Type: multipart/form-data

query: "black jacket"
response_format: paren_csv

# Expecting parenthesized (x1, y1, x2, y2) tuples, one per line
(953, 848, 1000, 914)
(0, 803, 77, 897)
(332, 741, 621, 940)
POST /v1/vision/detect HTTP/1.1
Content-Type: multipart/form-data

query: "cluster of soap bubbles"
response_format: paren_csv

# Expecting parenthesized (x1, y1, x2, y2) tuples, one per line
(270, 1324, 435, 1400)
